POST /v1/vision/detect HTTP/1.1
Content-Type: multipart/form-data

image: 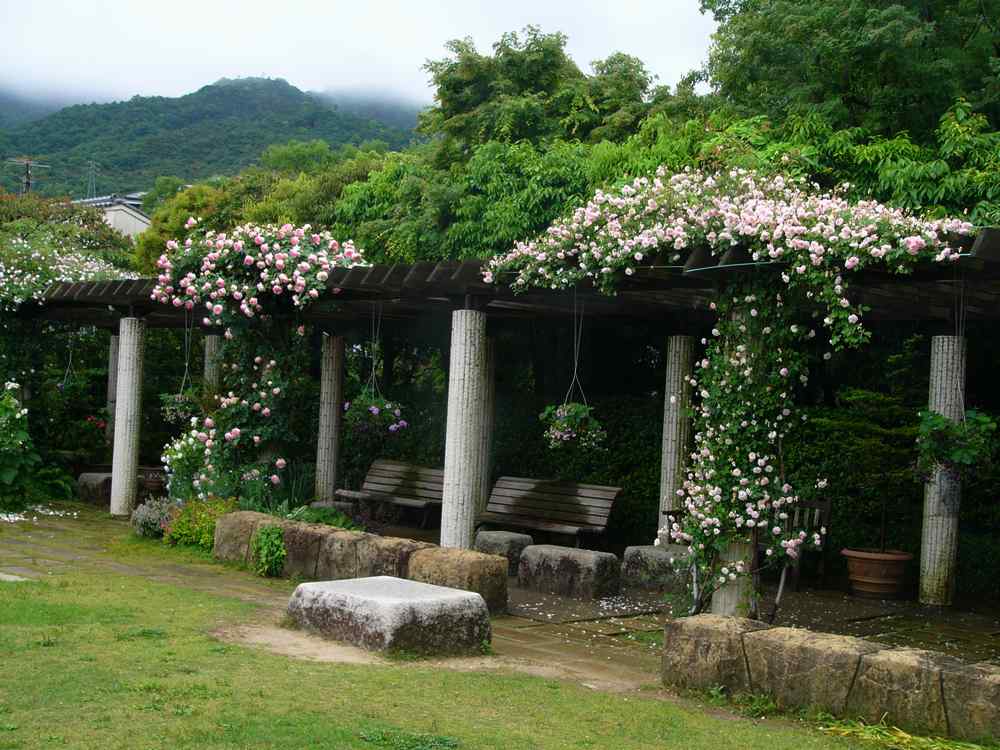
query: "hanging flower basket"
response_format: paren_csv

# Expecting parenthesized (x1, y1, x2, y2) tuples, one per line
(343, 392, 409, 435)
(539, 402, 606, 451)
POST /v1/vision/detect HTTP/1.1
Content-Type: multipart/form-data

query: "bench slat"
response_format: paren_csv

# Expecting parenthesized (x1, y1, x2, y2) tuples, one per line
(493, 476, 622, 499)
(362, 481, 444, 501)
(488, 486, 614, 510)
(484, 501, 610, 526)
(477, 512, 601, 536)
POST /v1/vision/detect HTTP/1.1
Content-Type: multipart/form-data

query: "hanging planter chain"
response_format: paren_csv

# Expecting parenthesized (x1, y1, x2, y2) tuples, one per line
(563, 290, 587, 407)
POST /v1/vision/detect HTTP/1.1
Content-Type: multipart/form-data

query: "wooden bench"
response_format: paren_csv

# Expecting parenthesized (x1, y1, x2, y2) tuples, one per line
(475, 476, 622, 548)
(335, 459, 444, 527)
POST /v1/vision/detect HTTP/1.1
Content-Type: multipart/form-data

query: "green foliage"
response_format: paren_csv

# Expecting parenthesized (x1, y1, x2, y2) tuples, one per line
(130, 497, 176, 539)
(251, 524, 286, 577)
(358, 727, 459, 750)
(162, 497, 236, 550)
(0, 385, 41, 511)
(284, 504, 360, 530)
(705, 0, 1000, 140)
(142, 176, 186, 214)
(0, 78, 413, 197)
(917, 409, 997, 477)
(421, 26, 664, 155)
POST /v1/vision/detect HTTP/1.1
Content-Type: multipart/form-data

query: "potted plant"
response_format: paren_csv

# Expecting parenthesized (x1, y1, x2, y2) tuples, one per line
(841, 408, 996, 599)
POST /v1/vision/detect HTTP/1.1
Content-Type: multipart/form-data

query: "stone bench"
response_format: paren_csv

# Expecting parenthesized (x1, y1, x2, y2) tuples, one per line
(622, 544, 687, 592)
(474, 530, 533, 576)
(517, 544, 621, 599)
(287, 576, 491, 654)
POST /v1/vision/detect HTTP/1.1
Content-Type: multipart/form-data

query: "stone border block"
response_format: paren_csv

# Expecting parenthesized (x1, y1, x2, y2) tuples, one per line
(474, 530, 533, 576)
(518, 544, 621, 599)
(941, 661, 1000, 741)
(661, 614, 771, 693)
(622, 544, 686, 592)
(846, 647, 954, 735)
(743, 627, 882, 714)
(214, 511, 275, 564)
(408, 547, 508, 613)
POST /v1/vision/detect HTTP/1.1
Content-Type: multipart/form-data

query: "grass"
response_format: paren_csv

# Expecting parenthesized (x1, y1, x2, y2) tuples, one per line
(0, 506, 866, 749)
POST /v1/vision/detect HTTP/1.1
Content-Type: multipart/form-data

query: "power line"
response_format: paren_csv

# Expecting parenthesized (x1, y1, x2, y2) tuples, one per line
(5, 157, 50, 194)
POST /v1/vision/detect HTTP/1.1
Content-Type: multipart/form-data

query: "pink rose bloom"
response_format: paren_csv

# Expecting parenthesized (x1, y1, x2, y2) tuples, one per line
(275, 458, 287, 469)
(270, 474, 281, 485)
(212, 304, 223, 316)
(253, 435, 261, 445)
(204, 418, 215, 428)
(262, 408, 271, 417)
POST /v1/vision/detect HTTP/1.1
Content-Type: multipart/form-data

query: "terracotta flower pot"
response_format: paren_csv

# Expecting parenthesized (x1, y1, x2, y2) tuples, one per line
(841, 548, 913, 599)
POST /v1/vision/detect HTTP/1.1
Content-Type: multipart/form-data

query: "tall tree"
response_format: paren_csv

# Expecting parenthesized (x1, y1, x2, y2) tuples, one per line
(703, 0, 1000, 139)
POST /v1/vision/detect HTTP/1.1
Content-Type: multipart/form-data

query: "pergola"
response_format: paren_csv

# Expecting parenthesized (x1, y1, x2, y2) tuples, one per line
(29, 227, 1000, 607)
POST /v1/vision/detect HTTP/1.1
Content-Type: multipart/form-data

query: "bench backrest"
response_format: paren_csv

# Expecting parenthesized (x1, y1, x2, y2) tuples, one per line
(787, 497, 831, 543)
(485, 476, 621, 531)
(361, 459, 445, 503)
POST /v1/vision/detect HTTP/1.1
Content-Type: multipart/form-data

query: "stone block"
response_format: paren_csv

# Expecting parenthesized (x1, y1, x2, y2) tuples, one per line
(474, 530, 533, 576)
(846, 647, 953, 734)
(213, 511, 275, 564)
(287, 576, 491, 654)
(518, 544, 620, 599)
(77, 473, 112, 506)
(314, 529, 368, 580)
(743, 627, 883, 713)
(941, 661, 1000, 741)
(355, 535, 434, 578)
(280, 522, 326, 579)
(661, 614, 771, 693)
(408, 547, 508, 613)
(622, 545, 687, 592)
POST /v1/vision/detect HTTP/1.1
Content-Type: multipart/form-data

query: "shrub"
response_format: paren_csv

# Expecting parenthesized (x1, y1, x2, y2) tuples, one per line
(162, 496, 236, 550)
(252, 524, 286, 577)
(131, 497, 176, 538)
(285, 504, 361, 530)
(0, 383, 41, 512)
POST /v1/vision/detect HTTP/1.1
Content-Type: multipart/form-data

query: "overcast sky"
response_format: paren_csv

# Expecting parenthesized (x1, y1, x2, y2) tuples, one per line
(0, 0, 716, 104)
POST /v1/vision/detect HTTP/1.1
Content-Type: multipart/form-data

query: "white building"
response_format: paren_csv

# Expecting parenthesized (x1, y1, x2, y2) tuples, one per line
(73, 193, 151, 238)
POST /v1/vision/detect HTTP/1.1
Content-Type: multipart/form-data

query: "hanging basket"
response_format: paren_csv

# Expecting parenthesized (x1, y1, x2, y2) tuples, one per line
(539, 402, 606, 451)
(343, 391, 409, 435)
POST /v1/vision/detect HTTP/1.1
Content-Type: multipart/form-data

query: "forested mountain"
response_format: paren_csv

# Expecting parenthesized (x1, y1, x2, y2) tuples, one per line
(318, 90, 426, 132)
(0, 78, 415, 197)
(0, 89, 82, 129)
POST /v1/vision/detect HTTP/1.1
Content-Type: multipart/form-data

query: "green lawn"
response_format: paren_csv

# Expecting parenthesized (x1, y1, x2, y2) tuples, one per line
(0, 525, 865, 750)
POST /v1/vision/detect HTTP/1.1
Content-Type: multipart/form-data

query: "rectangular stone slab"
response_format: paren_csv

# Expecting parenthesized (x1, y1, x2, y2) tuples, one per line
(287, 576, 491, 654)
(518, 544, 621, 599)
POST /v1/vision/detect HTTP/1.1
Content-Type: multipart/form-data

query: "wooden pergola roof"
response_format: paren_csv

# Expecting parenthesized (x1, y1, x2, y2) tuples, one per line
(28, 228, 1000, 329)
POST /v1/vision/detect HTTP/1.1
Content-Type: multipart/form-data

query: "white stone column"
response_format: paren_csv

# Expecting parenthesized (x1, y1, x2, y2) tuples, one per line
(440, 309, 489, 549)
(315, 334, 345, 503)
(659, 335, 694, 520)
(919, 335, 966, 606)
(110, 317, 145, 517)
(710, 541, 752, 616)
(478, 338, 497, 511)
(203, 334, 221, 391)
(106, 334, 119, 443)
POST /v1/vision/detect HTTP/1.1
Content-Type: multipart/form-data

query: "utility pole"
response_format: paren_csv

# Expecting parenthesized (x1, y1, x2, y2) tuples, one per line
(86, 159, 99, 198)
(5, 157, 50, 194)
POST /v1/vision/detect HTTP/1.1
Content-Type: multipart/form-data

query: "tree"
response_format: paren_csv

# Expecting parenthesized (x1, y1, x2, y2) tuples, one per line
(704, 0, 1000, 139)
(142, 176, 186, 214)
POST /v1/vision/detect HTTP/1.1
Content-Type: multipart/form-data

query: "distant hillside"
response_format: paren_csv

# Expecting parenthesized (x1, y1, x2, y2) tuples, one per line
(0, 78, 414, 197)
(319, 90, 426, 132)
(0, 89, 82, 129)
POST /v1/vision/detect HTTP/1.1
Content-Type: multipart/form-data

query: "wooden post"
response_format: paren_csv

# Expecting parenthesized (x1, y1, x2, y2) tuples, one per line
(710, 541, 752, 616)
(659, 335, 694, 525)
(109, 317, 145, 517)
(315, 334, 345, 503)
(203, 334, 221, 391)
(106, 334, 119, 443)
(440, 308, 489, 548)
(919, 335, 966, 606)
